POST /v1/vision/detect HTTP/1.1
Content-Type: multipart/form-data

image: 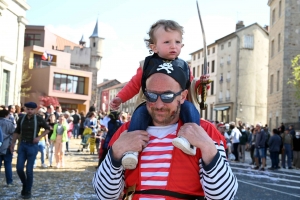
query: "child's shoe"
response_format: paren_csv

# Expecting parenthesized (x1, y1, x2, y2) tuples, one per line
(172, 137, 196, 155)
(121, 151, 138, 169)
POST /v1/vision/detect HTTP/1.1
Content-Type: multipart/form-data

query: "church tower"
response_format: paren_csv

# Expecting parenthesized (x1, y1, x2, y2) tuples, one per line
(89, 19, 104, 70)
(89, 19, 105, 105)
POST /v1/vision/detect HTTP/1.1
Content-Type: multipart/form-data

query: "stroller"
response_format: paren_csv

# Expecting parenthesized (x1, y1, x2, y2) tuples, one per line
(78, 128, 92, 152)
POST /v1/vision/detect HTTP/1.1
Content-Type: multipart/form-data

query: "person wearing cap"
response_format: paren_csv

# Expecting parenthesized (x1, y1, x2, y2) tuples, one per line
(10, 102, 50, 199)
(93, 64, 237, 199)
(217, 123, 230, 157)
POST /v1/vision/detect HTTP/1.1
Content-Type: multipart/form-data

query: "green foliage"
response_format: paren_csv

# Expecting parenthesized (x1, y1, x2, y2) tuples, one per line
(288, 55, 300, 99)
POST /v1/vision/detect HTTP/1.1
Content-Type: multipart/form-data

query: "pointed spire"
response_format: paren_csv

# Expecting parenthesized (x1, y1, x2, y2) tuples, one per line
(79, 34, 86, 46)
(90, 19, 99, 38)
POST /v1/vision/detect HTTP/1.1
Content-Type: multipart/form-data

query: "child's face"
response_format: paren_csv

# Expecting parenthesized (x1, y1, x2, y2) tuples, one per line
(150, 26, 183, 60)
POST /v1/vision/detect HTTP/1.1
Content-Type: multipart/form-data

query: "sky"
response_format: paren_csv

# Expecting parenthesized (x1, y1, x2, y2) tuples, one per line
(26, 0, 270, 83)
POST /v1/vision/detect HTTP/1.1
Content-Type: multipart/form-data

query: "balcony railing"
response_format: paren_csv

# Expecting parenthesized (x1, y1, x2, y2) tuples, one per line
(220, 63, 224, 67)
(226, 78, 231, 82)
(35, 60, 56, 68)
(226, 97, 230, 101)
(218, 98, 223, 102)
(227, 60, 231, 65)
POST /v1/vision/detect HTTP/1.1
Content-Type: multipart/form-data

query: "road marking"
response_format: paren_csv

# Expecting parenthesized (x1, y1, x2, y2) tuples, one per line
(231, 166, 300, 179)
(238, 180, 300, 198)
(233, 172, 300, 184)
(258, 182, 300, 189)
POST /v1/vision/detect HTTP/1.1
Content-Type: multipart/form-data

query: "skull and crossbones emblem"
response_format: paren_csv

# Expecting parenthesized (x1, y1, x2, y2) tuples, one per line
(157, 62, 173, 74)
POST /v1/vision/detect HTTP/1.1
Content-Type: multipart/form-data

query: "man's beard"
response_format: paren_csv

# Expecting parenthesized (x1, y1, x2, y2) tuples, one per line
(147, 100, 181, 126)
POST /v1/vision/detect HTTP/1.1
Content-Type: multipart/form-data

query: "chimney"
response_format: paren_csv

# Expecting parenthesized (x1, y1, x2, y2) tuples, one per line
(263, 25, 269, 31)
(236, 21, 245, 30)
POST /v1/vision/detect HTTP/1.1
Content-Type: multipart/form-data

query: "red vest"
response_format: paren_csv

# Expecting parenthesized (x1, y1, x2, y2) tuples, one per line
(109, 119, 225, 200)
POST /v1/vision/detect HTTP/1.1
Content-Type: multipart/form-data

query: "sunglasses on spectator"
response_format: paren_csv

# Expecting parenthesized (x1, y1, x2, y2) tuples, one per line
(144, 90, 183, 103)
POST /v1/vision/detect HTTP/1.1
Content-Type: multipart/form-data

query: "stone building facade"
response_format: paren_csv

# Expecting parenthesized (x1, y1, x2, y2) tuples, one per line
(190, 43, 218, 121)
(267, 0, 300, 129)
(0, 0, 29, 105)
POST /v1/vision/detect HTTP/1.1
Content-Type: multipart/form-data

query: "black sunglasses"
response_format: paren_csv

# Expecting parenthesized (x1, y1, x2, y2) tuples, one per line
(144, 90, 183, 103)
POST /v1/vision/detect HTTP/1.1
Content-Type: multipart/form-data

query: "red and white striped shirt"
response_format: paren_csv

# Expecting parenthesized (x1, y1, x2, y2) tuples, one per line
(140, 124, 177, 199)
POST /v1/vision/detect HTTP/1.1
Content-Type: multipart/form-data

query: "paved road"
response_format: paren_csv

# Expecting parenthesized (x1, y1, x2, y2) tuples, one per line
(231, 151, 300, 200)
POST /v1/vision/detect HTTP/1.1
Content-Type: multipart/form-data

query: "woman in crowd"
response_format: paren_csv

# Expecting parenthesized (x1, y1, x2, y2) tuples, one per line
(293, 132, 300, 169)
(249, 128, 257, 165)
(50, 114, 68, 168)
(84, 112, 97, 133)
(47, 114, 57, 167)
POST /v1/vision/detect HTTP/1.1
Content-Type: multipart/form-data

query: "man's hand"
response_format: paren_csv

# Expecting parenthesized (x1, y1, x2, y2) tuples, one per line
(33, 137, 40, 144)
(110, 97, 122, 110)
(195, 75, 211, 94)
(111, 130, 149, 161)
(177, 123, 217, 164)
(10, 142, 15, 153)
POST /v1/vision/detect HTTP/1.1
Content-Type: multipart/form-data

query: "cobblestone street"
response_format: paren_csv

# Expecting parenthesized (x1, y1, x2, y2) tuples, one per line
(0, 138, 98, 200)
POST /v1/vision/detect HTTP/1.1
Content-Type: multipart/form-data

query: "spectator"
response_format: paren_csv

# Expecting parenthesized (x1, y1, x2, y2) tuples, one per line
(84, 112, 98, 133)
(33, 112, 48, 168)
(239, 126, 248, 163)
(72, 109, 81, 139)
(279, 122, 285, 134)
(54, 106, 62, 120)
(230, 122, 242, 162)
(281, 128, 293, 169)
(79, 111, 86, 138)
(268, 129, 282, 170)
(50, 114, 68, 168)
(66, 117, 73, 153)
(8, 105, 16, 127)
(253, 123, 267, 171)
(293, 132, 300, 169)
(248, 128, 257, 165)
(217, 123, 230, 157)
(0, 109, 15, 186)
(47, 114, 57, 167)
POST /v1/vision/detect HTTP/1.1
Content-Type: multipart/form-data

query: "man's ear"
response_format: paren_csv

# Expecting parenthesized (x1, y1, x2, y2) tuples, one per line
(180, 89, 188, 103)
(149, 44, 158, 53)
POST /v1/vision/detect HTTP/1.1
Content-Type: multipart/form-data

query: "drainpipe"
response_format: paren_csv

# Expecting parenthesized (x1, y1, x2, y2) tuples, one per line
(235, 34, 241, 122)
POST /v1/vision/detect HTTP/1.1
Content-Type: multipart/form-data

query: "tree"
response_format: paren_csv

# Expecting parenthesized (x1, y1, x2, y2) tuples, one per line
(39, 96, 60, 107)
(20, 53, 32, 98)
(288, 54, 300, 99)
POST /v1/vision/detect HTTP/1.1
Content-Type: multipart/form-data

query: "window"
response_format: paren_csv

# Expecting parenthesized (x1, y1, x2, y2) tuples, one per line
(220, 57, 224, 67)
(277, 70, 280, 91)
(276, 116, 279, 128)
(212, 60, 215, 73)
(228, 41, 231, 47)
(53, 73, 85, 94)
(24, 34, 42, 47)
(212, 47, 215, 53)
(243, 35, 254, 49)
(210, 81, 214, 95)
(269, 118, 272, 130)
(207, 62, 210, 74)
(93, 42, 96, 47)
(270, 74, 274, 94)
(226, 90, 230, 101)
(227, 71, 231, 82)
(1, 70, 10, 105)
(193, 67, 195, 76)
(197, 65, 200, 77)
(198, 52, 200, 59)
(298, 110, 300, 122)
(227, 55, 231, 64)
(220, 73, 223, 82)
(219, 91, 223, 102)
(193, 55, 196, 60)
(221, 44, 224, 50)
(278, 33, 281, 52)
(271, 40, 275, 57)
(279, 1, 282, 17)
(272, 9, 276, 25)
(208, 49, 210, 55)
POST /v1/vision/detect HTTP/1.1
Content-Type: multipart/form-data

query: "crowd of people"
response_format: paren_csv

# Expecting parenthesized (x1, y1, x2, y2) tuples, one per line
(0, 103, 130, 199)
(215, 120, 300, 171)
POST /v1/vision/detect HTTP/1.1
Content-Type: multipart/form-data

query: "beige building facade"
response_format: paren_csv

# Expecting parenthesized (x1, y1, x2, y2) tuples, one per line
(267, 0, 300, 129)
(190, 43, 218, 120)
(215, 22, 269, 124)
(0, 0, 29, 105)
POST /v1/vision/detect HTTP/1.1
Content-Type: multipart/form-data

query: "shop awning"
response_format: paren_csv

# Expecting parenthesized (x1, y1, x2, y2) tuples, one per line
(214, 106, 230, 111)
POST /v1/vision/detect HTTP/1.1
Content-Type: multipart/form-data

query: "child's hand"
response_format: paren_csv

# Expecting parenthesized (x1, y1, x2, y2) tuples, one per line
(110, 97, 122, 110)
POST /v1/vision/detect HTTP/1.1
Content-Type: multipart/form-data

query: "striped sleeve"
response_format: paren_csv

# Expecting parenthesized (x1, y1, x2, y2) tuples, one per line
(92, 149, 125, 200)
(199, 141, 238, 200)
